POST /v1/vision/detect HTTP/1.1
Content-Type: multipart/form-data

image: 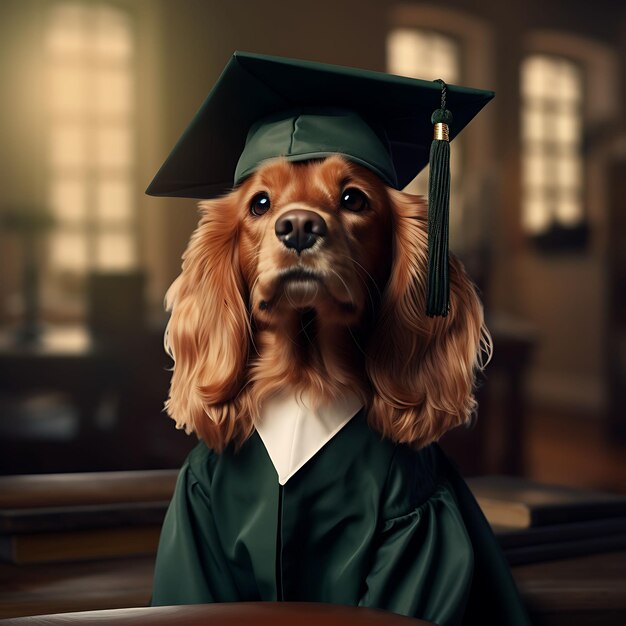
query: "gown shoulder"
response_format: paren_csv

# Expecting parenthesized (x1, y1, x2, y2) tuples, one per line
(185, 438, 218, 488)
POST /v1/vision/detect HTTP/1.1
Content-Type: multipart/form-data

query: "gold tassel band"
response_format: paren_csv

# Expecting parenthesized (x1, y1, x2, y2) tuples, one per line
(434, 122, 449, 141)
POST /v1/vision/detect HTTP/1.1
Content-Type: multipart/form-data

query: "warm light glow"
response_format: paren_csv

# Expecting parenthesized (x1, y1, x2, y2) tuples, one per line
(45, 5, 89, 55)
(50, 178, 86, 224)
(49, 125, 86, 169)
(95, 68, 133, 116)
(95, 127, 132, 168)
(96, 233, 134, 270)
(387, 27, 462, 203)
(387, 29, 460, 83)
(50, 232, 88, 270)
(96, 179, 131, 224)
(521, 56, 549, 98)
(555, 112, 579, 145)
(556, 155, 581, 190)
(49, 66, 88, 114)
(521, 54, 584, 234)
(93, 6, 133, 61)
(523, 152, 547, 188)
(522, 108, 543, 142)
(522, 195, 550, 234)
(557, 63, 581, 103)
(46, 2, 136, 274)
(555, 197, 582, 226)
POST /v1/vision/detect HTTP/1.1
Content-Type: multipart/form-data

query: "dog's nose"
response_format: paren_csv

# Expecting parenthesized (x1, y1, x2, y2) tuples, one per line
(275, 209, 327, 254)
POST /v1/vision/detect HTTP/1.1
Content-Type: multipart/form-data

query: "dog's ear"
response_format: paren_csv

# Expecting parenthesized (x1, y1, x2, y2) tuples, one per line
(366, 189, 492, 448)
(163, 195, 252, 451)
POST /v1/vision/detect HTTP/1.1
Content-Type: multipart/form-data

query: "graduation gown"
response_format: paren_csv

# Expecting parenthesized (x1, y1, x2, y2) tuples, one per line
(151, 407, 531, 626)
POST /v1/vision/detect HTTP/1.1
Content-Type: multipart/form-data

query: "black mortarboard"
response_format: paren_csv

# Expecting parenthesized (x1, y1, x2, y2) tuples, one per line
(147, 51, 494, 315)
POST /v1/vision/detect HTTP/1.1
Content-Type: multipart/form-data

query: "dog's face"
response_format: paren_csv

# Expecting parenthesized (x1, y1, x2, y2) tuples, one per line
(235, 155, 393, 328)
(164, 154, 490, 452)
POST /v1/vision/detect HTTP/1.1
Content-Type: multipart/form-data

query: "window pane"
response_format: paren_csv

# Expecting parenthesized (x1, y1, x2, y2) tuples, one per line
(46, 5, 88, 56)
(557, 61, 582, 104)
(544, 109, 563, 142)
(49, 231, 88, 271)
(433, 58, 458, 83)
(555, 196, 583, 226)
(50, 178, 86, 224)
(521, 54, 584, 234)
(46, 2, 136, 282)
(94, 6, 133, 60)
(555, 110, 580, 145)
(96, 179, 132, 224)
(387, 28, 459, 83)
(523, 152, 547, 188)
(556, 154, 582, 190)
(429, 35, 460, 83)
(522, 195, 550, 234)
(521, 56, 551, 98)
(387, 30, 424, 77)
(95, 126, 132, 168)
(96, 233, 135, 270)
(48, 66, 87, 115)
(522, 106, 544, 142)
(94, 68, 133, 117)
(49, 124, 87, 169)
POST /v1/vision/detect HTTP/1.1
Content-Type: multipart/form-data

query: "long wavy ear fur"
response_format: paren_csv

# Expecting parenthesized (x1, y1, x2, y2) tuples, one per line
(163, 196, 252, 451)
(366, 189, 492, 448)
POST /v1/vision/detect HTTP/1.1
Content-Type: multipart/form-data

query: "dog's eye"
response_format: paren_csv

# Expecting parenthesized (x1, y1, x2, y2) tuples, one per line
(340, 188, 368, 212)
(250, 192, 271, 216)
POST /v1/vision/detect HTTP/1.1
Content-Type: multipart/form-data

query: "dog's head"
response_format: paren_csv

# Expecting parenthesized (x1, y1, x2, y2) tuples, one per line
(164, 155, 491, 451)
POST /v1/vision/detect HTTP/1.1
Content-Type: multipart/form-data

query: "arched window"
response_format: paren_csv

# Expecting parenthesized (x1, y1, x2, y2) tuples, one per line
(45, 3, 137, 276)
(520, 54, 585, 244)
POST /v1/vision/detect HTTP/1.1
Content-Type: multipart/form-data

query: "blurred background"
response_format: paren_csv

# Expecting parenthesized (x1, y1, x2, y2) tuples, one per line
(0, 0, 625, 491)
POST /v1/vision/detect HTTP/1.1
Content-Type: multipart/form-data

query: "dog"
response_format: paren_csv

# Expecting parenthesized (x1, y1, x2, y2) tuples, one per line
(151, 153, 502, 624)
(163, 154, 490, 451)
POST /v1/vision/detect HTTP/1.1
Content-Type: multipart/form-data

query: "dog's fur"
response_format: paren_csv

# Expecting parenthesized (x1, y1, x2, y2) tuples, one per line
(163, 155, 492, 452)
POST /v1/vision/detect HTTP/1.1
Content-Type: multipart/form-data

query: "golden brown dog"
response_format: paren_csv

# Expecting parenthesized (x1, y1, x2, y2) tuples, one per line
(163, 154, 491, 452)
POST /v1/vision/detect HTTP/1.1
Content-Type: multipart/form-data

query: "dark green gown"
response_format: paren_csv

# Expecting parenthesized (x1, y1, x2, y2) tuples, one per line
(151, 408, 531, 626)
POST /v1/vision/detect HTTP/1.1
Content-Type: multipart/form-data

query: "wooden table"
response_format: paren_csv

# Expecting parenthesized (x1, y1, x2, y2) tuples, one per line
(0, 602, 429, 625)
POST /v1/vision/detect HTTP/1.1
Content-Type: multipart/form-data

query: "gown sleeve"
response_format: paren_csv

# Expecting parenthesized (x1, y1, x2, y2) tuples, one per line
(434, 445, 533, 626)
(150, 447, 240, 606)
(358, 477, 474, 626)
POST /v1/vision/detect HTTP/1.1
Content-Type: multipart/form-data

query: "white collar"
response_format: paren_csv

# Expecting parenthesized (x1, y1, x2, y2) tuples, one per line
(254, 388, 364, 485)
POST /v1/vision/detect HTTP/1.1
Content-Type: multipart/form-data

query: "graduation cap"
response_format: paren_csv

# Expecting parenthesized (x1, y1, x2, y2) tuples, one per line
(147, 51, 494, 316)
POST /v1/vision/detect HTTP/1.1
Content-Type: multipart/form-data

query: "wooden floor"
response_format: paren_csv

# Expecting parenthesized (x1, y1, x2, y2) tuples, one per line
(525, 407, 626, 495)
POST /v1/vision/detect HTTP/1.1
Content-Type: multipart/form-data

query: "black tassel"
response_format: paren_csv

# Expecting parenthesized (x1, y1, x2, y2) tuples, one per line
(426, 80, 453, 317)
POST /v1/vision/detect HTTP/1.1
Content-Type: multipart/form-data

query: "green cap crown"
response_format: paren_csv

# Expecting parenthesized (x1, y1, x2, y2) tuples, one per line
(234, 108, 397, 187)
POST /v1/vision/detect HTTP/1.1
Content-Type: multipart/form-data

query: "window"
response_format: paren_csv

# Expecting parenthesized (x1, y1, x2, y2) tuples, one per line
(520, 55, 585, 241)
(386, 28, 463, 209)
(45, 3, 136, 275)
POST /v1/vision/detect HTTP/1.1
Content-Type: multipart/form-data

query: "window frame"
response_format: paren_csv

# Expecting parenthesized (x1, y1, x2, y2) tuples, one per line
(520, 52, 589, 252)
(44, 2, 139, 283)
